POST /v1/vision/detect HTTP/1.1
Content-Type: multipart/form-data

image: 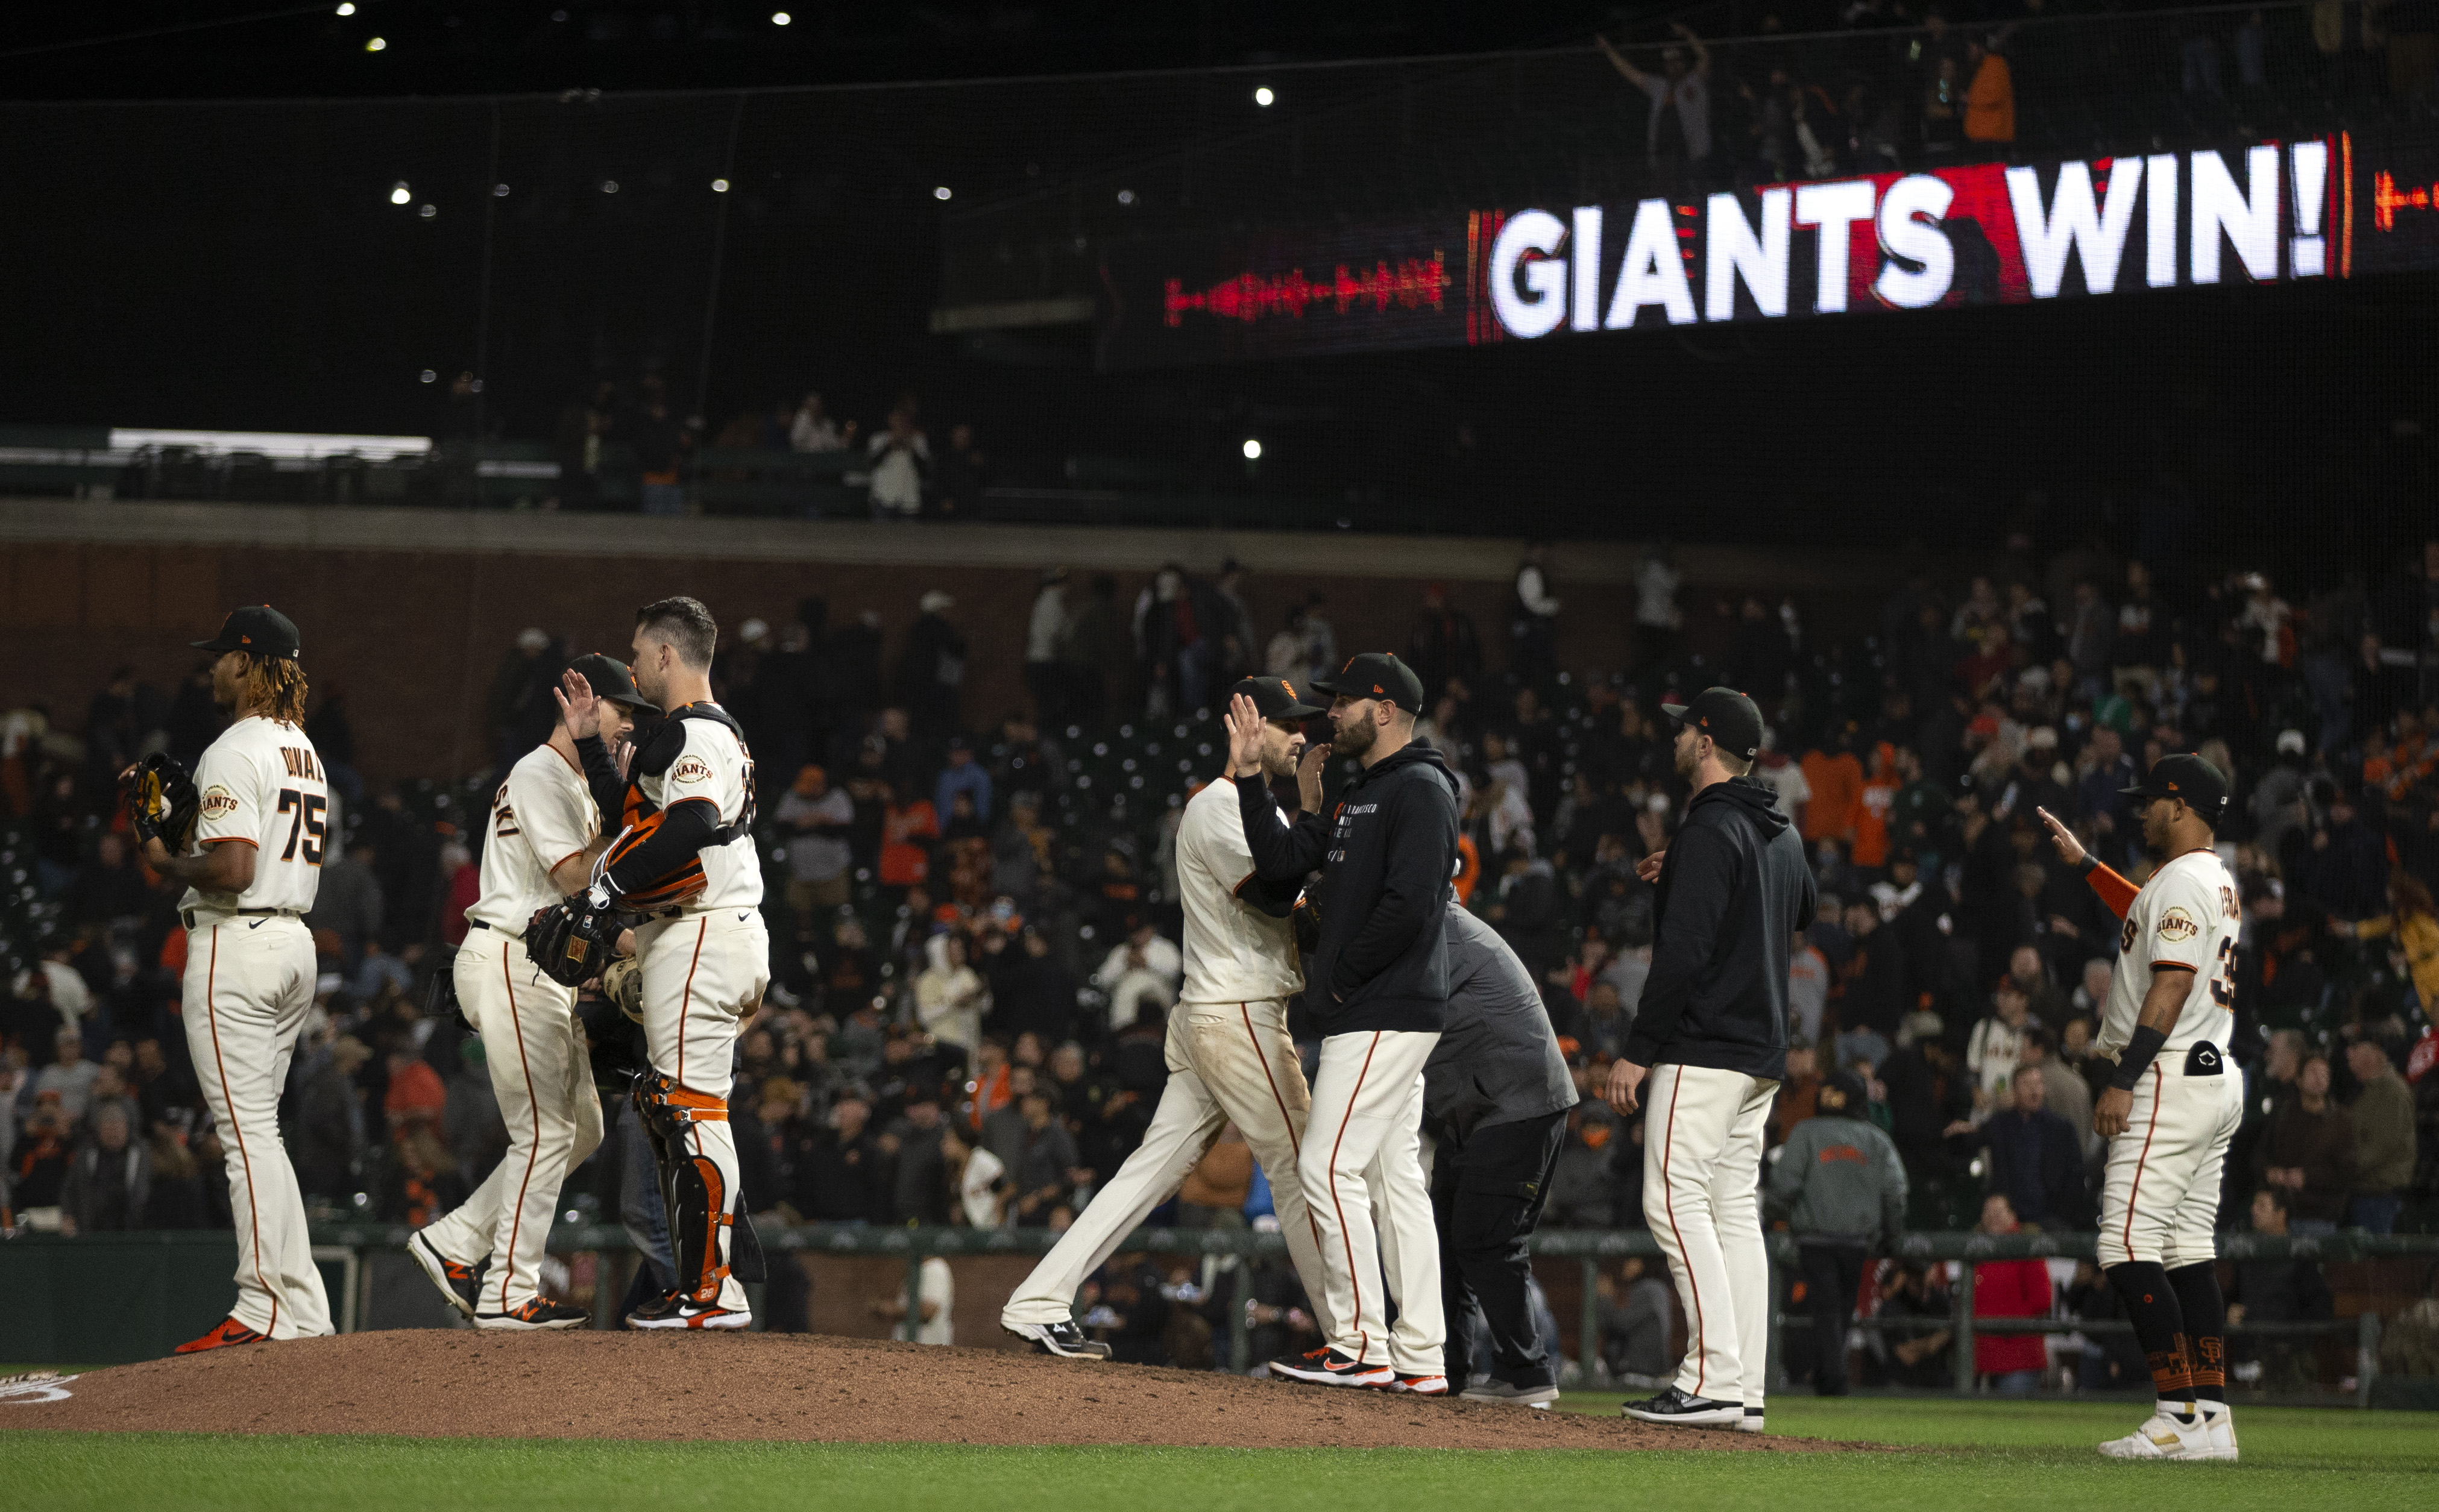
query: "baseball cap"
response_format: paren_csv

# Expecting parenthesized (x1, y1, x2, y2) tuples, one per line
(1312, 652, 1426, 713)
(2119, 751, 2229, 823)
(192, 604, 301, 660)
(1817, 1070, 1869, 1115)
(566, 653, 651, 710)
(1659, 686, 1764, 762)
(1230, 675, 1324, 721)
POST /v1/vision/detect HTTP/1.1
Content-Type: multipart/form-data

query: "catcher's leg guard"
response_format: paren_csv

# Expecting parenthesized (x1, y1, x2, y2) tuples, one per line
(635, 1071, 735, 1304)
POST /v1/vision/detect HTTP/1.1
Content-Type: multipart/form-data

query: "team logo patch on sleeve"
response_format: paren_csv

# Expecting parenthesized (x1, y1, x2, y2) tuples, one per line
(200, 786, 239, 818)
(2156, 906, 2200, 943)
(671, 756, 713, 785)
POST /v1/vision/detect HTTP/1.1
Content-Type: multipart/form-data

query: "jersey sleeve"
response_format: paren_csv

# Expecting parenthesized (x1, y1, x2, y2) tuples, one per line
(190, 741, 263, 849)
(2139, 868, 2217, 971)
(508, 758, 596, 877)
(664, 721, 743, 823)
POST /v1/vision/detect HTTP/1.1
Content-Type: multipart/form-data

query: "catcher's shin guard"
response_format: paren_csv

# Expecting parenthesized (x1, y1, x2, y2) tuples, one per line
(635, 1072, 736, 1304)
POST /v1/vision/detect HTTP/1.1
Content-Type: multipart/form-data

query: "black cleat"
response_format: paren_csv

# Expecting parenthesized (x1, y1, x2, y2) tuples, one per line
(1001, 1319, 1113, 1360)
(1266, 1346, 1395, 1388)
(408, 1230, 484, 1319)
(476, 1296, 591, 1331)
(625, 1289, 752, 1330)
(1621, 1386, 1745, 1427)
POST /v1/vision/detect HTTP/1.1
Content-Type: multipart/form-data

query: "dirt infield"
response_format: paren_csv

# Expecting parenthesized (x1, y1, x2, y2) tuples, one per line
(8, 1332, 1857, 1451)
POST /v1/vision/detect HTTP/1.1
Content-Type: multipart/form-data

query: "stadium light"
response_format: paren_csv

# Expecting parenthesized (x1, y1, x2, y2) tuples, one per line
(493, 183, 510, 196)
(772, 10, 790, 23)
(365, 36, 385, 51)
(420, 370, 436, 383)
(335, 2, 355, 13)
(389, 181, 411, 205)
(602, 180, 619, 193)
(711, 178, 730, 193)
(418, 204, 436, 219)
(1116, 189, 1136, 205)
(1242, 439, 1262, 460)
(1254, 87, 1274, 106)
(934, 186, 952, 201)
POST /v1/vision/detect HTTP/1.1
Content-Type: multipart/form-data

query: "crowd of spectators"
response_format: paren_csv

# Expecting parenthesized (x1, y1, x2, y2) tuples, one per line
(5, 526, 2436, 1379)
(1593, 0, 2436, 198)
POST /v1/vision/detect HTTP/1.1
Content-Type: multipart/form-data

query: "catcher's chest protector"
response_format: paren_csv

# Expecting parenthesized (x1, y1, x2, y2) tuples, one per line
(603, 703, 759, 911)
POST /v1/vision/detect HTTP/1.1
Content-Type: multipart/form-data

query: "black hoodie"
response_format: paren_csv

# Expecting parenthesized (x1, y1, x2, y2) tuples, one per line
(1235, 741, 1462, 1035)
(1622, 774, 1816, 1081)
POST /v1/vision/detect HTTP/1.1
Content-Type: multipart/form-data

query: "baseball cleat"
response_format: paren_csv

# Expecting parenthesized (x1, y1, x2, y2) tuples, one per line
(408, 1230, 483, 1319)
(1738, 1406, 1766, 1434)
(1002, 1320, 1113, 1359)
(1457, 1379, 1559, 1408)
(625, 1290, 752, 1331)
(2098, 1408, 2215, 1460)
(1386, 1372, 1449, 1394)
(475, 1297, 591, 1331)
(1266, 1347, 1395, 1388)
(2197, 1403, 2239, 1461)
(174, 1317, 268, 1354)
(1620, 1386, 1744, 1427)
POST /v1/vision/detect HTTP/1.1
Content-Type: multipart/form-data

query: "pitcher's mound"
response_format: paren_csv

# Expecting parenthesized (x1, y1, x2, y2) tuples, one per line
(16, 1331, 1845, 1451)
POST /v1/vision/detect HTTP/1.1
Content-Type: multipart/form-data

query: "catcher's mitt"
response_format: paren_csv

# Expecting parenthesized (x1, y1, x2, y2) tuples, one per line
(124, 753, 201, 852)
(599, 956, 644, 1023)
(526, 894, 625, 988)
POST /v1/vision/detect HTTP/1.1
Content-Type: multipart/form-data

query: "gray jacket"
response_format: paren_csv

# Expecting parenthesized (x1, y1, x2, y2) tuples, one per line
(1424, 907, 1579, 1137)
(1764, 1112, 1909, 1245)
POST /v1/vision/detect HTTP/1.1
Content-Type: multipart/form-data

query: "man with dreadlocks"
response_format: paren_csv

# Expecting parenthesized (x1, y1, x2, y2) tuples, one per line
(130, 606, 333, 1352)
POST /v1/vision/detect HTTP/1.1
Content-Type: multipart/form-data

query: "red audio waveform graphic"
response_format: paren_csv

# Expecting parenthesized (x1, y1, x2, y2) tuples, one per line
(2373, 171, 2437, 233)
(1164, 254, 1450, 327)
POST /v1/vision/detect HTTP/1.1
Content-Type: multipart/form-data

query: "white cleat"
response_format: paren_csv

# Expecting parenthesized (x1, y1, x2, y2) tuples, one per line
(2098, 1410, 2215, 1460)
(2196, 1403, 2239, 1461)
(1737, 1407, 1764, 1434)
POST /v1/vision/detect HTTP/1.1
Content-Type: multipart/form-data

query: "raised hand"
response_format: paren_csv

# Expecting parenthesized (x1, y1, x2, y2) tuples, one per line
(1296, 741, 1328, 814)
(1224, 692, 1266, 778)
(553, 668, 599, 742)
(2034, 806, 2085, 867)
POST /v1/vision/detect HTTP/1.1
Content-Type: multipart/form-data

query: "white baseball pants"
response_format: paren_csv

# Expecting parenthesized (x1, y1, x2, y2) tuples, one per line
(1643, 1062, 1776, 1407)
(181, 914, 332, 1340)
(1002, 999, 1334, 1335)
(1302, 1028, 1443, 1372)
(420, 925, 606, 1313)
(2096, 1059, 2244, 1270)
(638, 907, 769, 1311)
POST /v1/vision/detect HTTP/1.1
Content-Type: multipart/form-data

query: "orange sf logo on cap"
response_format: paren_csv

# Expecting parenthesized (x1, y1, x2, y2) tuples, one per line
(1279, 680, 1293, 696)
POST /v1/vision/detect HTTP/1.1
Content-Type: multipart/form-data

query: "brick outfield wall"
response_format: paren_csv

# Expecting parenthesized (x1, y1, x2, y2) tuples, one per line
(3, 539, 1898, 785)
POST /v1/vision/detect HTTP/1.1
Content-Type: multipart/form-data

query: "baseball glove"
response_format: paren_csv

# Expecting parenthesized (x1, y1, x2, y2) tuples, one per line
(124, 753, 201, 852)
(599, 956, 644, 1023)
(526, 894, 625, 988)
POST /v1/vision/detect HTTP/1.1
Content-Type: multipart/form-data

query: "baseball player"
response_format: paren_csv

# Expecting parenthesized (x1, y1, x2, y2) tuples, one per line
(2037, 752, 2242, 1463)
(1001, 676, 1340, 1358)
(530, 596, 769, 1329)
(408, 654, 649, 1329)
(1606, 688, 1811, 1432)
(1230, 653, 1460, 1391)
(128, 606, 333, 1353)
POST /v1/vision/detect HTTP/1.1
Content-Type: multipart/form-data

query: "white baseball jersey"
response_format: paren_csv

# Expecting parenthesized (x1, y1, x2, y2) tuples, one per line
(1176, 777, 1302, 1006)
(467, 743, 599, 933)
(2096, 849, 2241, 1059)
(636, 709, 761, 910)
(184, 717, 328, 915)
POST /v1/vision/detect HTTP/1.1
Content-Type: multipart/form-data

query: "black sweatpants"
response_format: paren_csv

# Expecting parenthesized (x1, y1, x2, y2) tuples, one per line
(1799, 1239, 1872, 1395)
(1431, 1108, 1567, 1390)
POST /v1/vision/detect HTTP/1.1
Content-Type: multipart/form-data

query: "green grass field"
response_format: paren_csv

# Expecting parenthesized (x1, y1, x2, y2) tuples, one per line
(5, 1391, 2432, 1510)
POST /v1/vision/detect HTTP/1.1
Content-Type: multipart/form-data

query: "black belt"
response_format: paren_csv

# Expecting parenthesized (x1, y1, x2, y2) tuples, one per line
(182, 906, 292, 930)
(468, 919, 523, 941)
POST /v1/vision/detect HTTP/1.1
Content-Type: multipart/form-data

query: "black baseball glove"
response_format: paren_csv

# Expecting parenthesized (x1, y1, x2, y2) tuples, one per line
(124, 753, 201, 852)
(526, 889, 626, 988)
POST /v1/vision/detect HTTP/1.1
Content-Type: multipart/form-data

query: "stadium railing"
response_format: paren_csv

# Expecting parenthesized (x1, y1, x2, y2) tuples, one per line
(7, 1223, 2429, 1402)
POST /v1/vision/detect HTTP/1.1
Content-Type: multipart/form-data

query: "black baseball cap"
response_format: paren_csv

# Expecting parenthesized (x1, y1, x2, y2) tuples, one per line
(1230, 675, 1324, 721)
(1312, 653, 1426, 713)
(2120, 752, 2229, 823)
(1660, 686, 1764, 762)
(567, 653, 651, 710)
(192, 604, 301, 660)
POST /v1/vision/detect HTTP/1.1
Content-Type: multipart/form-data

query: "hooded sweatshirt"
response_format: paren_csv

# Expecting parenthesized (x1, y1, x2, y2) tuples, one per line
(1622, 774, 1816, 1081)
(1236, 739, 1461, 1035)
